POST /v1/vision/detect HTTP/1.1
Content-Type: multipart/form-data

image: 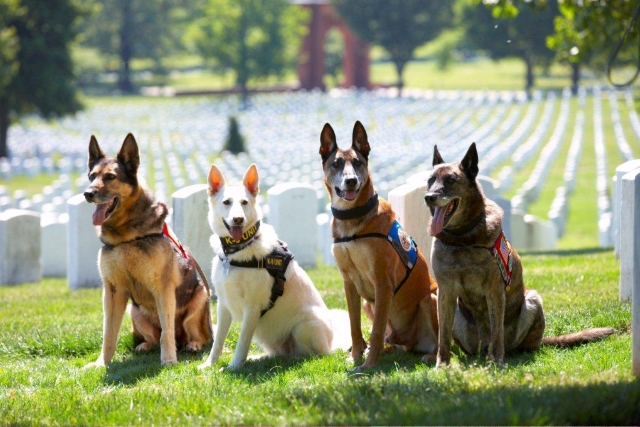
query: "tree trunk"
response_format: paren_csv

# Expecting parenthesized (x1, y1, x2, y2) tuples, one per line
(0, 102, 9, 159)
(394, 60, 406, 98)
(525, 57, 534, 100)
(571, 62, 580, 96)
(118, 0, 134, 94)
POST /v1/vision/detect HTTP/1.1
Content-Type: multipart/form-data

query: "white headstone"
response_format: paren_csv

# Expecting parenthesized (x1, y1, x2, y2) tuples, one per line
(67, 194, 102, 289)
(613, 159, 640, 258)
(510, 210, 528, 251)
(41, 214, 68, 278)
(478, 175, 512, 241)
(388, 181, 434, 272)
(316, 212, 335, 266)
(172, 184, 214, 281)
(620, 169, 640, 375)
(621, 168, 640, 303)
(267, 183, 317, 269)
(0, 209, 41, 285)
(525, 215, 557, 251)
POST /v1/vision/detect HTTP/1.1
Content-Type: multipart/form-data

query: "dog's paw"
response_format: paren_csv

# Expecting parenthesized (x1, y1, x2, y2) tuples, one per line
(161, 357, 178, 366)
(82, 360, 106, 370)
(186, 341, 204, 352)
(349, 364, 372, 376)
(134, 342, 154, 352)
(197, 360, 212, 370)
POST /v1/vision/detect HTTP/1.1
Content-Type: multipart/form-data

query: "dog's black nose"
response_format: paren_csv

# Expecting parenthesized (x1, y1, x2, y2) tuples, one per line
(345, 177, 357, 188)
(84, 191, 95, 202)
(424, 194, 437, 204)
(232, 217, 244, 225)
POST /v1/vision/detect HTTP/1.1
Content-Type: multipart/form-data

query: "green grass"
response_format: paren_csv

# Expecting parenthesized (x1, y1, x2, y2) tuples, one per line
(0, 250, 635, 425)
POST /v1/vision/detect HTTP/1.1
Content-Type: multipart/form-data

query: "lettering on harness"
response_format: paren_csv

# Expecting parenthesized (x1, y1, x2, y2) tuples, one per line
(223, 222, 259, 245)
(266, 257, 284, 267)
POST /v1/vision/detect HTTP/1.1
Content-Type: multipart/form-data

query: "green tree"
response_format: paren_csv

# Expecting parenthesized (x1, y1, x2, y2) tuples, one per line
(546, 0, 639, 88)
(186, 0, 309, 107)
(332, 0, 453, 96)
(223, 116, 246, 154)
(460, 0, 559, 97)
(0, 0, 82, 158)
(79, 0, 199, 93)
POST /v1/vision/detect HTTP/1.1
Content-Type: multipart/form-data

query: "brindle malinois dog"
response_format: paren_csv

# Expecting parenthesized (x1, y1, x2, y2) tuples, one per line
(425, 142, 615, 367)
(83, 134, 213, 367)
(320, 121, 438, 372)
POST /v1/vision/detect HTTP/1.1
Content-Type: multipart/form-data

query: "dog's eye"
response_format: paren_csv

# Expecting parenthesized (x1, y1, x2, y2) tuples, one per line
(241, 200, 248, 206)
(104, 173, 116, 181)
(222, 199, 231, 206)
(351, 158, 361, 167)
(427, 176, 435, 186)
(445, 176, 456, 184)
(89, 173, 97, 182)
(331, 158, 343, 168)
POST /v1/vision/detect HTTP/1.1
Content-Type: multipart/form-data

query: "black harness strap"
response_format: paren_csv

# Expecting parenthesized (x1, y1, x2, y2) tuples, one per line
(331, 193, 379, 220)
(219, 240, 293, 317)
(333, 233, 416, 296)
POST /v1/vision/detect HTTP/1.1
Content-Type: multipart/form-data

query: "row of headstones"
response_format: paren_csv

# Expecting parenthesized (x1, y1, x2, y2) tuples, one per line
(0, 173, 559, 287)
(593, 87, 614, 247)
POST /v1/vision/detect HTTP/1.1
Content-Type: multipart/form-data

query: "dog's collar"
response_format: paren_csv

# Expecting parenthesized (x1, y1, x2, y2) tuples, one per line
(441, 211, 486, 237)
(101, 223, 187, 259)
(219, 220, 261, 256)
(331, 193, 379, 220)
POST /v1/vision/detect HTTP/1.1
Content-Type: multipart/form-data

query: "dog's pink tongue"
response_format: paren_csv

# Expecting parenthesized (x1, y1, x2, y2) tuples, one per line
(230, 226, 244, 241)
(429, 206, 446, 235)
(92, 203, 108, 226)
(344, 190, 357, 201)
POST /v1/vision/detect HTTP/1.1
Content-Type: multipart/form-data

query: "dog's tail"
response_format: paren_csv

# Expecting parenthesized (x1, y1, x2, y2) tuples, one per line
(329, 309, 352, 352)
(542, 327, 616, 348)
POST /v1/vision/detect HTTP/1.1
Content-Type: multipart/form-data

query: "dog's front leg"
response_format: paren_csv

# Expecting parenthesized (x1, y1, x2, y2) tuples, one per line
(157, 291, 178, 365)
(357, 283, 393, 372)
(228, 306, 261, 369)
(85, 282, 128, 368)
(486, 290, 506, 366)
(200, 303, 231, 369)
(343, 278, 365, 365)
(436, 282, 457, 368)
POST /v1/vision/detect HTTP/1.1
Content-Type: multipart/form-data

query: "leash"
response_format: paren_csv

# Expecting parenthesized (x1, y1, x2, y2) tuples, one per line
(218, 240, 293, 317)
(606, 0, 640, 88)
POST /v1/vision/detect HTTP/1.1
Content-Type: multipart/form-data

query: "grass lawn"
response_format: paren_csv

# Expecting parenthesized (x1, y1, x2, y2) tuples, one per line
(0, 249, 636, 425)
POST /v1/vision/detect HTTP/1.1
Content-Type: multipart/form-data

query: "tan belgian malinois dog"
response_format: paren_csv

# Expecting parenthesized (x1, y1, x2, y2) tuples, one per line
(320, 121, 439, 372)
(83, 134, 213, 367)
(425, 142, 615, 367)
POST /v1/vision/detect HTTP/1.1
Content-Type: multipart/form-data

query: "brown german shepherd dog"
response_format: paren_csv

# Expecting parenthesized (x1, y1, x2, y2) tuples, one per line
(425, 142, 615, 367)
(83, 134, 213, 367)
(320, 121, 438, 372)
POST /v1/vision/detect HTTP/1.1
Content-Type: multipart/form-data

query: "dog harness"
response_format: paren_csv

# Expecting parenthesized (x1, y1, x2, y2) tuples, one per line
(333, 220, 419, 296)
(492, 230, 513, 291)
(219, 239, 294, 317)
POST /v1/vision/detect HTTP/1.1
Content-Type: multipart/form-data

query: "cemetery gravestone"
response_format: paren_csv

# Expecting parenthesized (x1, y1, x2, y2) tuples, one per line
(0, 209, 41, 285)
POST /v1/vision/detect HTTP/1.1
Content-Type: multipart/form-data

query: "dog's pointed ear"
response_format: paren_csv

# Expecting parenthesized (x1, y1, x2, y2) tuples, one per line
(88, 135, 105, 171)
(208, 165, 226, 196)
(117, 133, 140, 176)
(352, 121, 370, 160)
(319, 123, 337, 164)
(460, 142, 479, 181)
(243, 163, 260, 197)
(433, 145, 445, 167)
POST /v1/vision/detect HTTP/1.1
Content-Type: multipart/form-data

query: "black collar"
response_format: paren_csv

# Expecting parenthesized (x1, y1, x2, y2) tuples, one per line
(331, 193, 379, 220)
(441, 211, 486, 237)
(219, 220, 261, 256)
(102, 231, 164, 248)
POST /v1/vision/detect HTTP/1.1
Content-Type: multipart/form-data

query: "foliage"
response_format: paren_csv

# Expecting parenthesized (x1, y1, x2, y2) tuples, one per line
(0, 251, 636, 425)
(332, 0, 453, 95)
(459, 0, 559, 96)
(324, 28, 344, 87)
(223, 116, 246, 155)
(186, 0, 309, 105)
(0, 0, 22, 99)
(78, 0, 204, 93)
(0, 0, 82, 158)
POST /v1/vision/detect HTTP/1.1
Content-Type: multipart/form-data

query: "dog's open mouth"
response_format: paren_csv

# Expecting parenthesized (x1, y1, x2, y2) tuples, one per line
(335, 187, 358, 201)
(429, 199, 458, 235)
(92, 197, 119, 226)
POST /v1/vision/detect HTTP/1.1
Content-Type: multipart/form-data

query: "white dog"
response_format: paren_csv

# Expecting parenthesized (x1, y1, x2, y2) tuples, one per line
(199, 163, 350, 370)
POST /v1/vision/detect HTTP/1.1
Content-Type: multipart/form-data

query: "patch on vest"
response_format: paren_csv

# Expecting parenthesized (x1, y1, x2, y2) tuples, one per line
(492, 230, 513, 291)
(387, 220, 418, 269)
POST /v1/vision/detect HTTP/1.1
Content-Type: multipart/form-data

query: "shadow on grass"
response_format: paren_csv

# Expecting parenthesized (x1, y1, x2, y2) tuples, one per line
(103, 346, 210, 385)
